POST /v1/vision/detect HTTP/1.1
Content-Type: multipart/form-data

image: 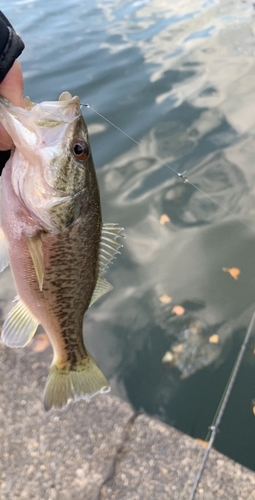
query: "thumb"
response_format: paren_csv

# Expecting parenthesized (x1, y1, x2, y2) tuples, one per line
(0, 60, 24, 150)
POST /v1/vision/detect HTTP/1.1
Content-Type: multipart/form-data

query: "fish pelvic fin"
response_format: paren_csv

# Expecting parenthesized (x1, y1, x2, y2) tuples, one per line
(1, 297, 39, 347)
(0, 227, 10, 272)
(43, 354, 110, 411)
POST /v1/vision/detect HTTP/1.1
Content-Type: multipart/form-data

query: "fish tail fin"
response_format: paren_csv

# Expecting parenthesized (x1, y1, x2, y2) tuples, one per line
(43, 353, 110, 411)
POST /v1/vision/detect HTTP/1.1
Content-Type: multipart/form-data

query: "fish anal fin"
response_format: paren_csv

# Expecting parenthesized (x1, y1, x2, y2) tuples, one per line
(1, 297, 39, 348)
(25, 233, 44, 291)
(0, 228, 10, 272)
(89, 273, 113, 308)
(44, 354, 109, 411)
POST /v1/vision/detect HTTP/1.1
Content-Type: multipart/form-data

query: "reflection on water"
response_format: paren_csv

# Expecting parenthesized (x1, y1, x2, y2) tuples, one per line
(161, 319, 221, 379)
(2, 0, 255, 470)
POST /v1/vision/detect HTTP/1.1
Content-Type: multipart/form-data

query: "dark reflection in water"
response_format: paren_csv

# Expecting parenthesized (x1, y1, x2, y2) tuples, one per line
(2, 0, 255, 471)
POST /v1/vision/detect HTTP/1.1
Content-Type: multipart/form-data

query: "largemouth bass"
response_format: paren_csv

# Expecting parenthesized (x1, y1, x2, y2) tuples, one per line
(0, 91, 123, 410)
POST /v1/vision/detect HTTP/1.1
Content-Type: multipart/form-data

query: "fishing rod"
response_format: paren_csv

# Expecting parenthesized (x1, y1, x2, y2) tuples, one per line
(187, 308, 255, 500)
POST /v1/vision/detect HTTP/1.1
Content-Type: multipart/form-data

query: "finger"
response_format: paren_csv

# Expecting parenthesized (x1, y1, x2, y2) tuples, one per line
(0, 60, 24, 150)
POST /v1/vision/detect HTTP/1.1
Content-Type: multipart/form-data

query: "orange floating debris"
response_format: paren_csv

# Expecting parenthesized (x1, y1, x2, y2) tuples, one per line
(172, 305, 185, 316)
(172, 343, 183, 353)
(222, 267, 240, 280)
(32, 333, 50, 353)
(253, 406, 255, 416)
(160, 214, 170, 225)
(196, 439, 208, 447)
(160, 294, 172, 304)
(209, 334, 219, 344)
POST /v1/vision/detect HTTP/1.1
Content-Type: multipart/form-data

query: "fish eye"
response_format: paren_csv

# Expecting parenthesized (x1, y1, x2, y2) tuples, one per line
(72, 139, 89, 160)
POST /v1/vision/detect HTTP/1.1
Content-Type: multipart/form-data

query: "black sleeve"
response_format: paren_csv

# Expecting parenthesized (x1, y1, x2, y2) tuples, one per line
(0, 12, 25, 173)
(0, 11, 25, 84)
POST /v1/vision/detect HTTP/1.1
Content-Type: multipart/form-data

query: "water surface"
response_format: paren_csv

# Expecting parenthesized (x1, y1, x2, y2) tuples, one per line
(2, 0, 255, 471)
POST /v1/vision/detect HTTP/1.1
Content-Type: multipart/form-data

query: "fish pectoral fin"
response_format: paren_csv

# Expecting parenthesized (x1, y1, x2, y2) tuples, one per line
(25, 233, 44, 291)
(1, 297, 39, 348)
(89, 273, 113, 308)
(0, 228, 10, 272)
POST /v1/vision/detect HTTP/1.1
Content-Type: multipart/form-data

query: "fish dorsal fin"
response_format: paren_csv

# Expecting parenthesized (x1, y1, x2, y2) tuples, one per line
(89, 273, 113, 307)
(25, 233, 44, 291)
(1, 297, 39, 347)
(0, 228, 10, 272)
(99, 223, 124, 274)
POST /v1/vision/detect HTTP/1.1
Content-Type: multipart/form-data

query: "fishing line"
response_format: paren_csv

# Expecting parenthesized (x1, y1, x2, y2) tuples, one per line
(186, 308, 255, 500)
(81, 103, 251, 231)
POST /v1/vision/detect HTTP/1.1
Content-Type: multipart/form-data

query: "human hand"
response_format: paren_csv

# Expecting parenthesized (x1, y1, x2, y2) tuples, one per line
(0, 60, 24, 150)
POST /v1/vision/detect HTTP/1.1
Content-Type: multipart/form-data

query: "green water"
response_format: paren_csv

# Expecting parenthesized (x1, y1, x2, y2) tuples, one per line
(3, 0, 255, 471)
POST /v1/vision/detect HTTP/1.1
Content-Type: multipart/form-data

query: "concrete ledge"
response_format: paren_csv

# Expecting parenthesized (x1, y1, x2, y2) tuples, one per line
(1, 340, 255, 500)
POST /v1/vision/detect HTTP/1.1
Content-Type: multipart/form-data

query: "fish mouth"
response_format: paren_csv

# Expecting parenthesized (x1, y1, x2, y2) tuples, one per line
(0, 93, 81, 155)
(0, 95, 32, 152)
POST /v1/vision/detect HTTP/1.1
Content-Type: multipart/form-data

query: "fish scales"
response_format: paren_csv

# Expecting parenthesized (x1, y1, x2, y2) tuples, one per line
(0, 91, 121, 410)
(45, 218, 101, 363)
